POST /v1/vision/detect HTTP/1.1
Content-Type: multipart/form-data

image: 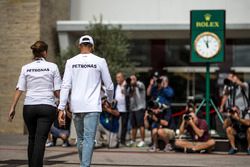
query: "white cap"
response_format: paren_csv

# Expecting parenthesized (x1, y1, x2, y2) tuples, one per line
(79, 35, 94, 45)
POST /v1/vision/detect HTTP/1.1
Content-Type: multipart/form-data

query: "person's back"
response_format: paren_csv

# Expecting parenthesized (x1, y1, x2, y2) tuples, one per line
(63, 53, 112, 113)
(8, 41, 61, 167)
(22, 59, 61, 106)
(58, 35, 113, 167)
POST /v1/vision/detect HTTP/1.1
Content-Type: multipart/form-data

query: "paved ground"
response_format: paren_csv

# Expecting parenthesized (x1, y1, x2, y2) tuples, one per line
(0, 134, 250, 167)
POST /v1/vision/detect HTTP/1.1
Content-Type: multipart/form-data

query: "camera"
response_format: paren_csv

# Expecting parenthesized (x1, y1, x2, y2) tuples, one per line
(126, 77, 131, 86)
(101, 96, 117, 109)
(111, 100, 118, 109)
(156, 78, 162, 84)
(224, 78, 236, 87)
(183, 114, 191, 121)
(147, 100, 168, 110)
(147, 109, 154, 116)
(226, 107, 235, 114)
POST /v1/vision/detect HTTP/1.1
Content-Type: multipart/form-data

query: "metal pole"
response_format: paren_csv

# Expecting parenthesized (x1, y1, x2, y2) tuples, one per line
(206, 63, 210, 129)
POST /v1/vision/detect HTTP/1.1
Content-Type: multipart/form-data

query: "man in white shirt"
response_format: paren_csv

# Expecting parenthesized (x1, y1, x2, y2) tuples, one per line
(114, 72, 129, 146)
(58, 35, 114, 167)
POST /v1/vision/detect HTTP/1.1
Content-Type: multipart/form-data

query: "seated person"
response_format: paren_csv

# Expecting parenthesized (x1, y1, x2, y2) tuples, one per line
(95, 98, 120, 148)
(175, 112, 215, 153)
(223, 106, 250, 155)
(46, 109, 72, 147)
(144, 101, 176, 152)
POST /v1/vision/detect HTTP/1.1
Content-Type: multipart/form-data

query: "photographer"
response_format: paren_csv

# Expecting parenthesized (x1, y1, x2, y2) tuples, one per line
(219, 71, 249, 113)
(144, 101, 175, 152)
(223, 106, 250, 155)
(95, 96, 120, 148)
(175, 112, 215, 153)
(147, 75, 174, 106)
(126, 75, 146, 147)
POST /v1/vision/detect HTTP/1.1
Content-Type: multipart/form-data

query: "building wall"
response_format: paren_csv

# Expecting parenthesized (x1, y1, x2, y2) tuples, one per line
(71, 0, 250, 24)
(40, 0, 70, 62)
(0, 0, 69, 134)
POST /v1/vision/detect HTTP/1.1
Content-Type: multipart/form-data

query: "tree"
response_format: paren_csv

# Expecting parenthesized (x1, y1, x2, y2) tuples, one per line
(57, 17, 135, 79)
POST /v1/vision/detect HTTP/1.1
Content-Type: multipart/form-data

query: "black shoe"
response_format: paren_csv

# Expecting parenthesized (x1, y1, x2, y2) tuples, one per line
(247, 148, 250, 155)
(228, 148, 238, 155)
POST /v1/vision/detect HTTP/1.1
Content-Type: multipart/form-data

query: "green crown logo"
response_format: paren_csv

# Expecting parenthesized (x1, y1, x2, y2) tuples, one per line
(204, 13, 212, 21)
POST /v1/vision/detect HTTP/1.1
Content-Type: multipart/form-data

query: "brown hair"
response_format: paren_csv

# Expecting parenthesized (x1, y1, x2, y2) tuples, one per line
(30, 41, 48, 58)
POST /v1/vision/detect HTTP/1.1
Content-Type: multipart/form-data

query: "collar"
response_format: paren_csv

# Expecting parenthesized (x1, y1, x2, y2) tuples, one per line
(34, 57, 46, 62)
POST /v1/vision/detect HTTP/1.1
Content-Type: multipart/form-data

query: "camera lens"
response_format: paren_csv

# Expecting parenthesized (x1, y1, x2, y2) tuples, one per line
(183, 114, 191, 121)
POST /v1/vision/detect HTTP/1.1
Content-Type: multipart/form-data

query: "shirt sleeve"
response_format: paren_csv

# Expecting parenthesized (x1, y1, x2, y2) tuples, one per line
(53, 65, 62, 91)
(16, 66, 26, 91)
(199, 119, 209, 132)
(137, 81, 145, 91)
(100, 58, 114, 103)
(58, 61, 72, 110)
(163, 87, 174, 98)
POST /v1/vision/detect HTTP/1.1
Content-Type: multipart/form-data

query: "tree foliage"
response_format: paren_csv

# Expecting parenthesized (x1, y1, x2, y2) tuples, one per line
(57, 17, 135, 80)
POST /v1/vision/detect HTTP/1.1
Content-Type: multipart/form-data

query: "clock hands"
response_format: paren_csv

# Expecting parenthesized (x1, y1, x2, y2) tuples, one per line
(203, 39, 209, 48)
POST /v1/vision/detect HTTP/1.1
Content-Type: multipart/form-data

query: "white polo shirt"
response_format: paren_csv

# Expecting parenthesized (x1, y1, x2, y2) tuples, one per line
(16, 58, 62, 107)
(58, 53, 114, 113)
(115, 84, 126, 112)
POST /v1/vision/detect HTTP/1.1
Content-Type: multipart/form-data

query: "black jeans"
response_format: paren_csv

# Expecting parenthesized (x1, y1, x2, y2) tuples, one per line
(23, 105, 56, 167)
(120, 112, 129, 144)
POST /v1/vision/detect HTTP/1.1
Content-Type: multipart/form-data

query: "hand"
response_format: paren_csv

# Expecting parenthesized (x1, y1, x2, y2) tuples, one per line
(185, 118, 194, 126)
(58, 110, 65, 127)
(144, 112, 149, 120)
(149, 78, 155, 86)
(8, 107, 16, 122)
(151, 114, 158, 122)
(230, 112, 240, 121)
(219, 106, 224, 113)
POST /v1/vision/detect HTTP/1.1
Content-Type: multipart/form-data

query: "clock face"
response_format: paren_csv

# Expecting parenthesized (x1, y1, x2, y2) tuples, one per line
(194, 32, 221, 59)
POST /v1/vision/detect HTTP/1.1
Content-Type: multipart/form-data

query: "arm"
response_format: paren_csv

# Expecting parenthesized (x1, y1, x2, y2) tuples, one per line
(9, 67, 26, 122)
(53, 65, 61, 99)
(150, 114, 168, 127)
(8, 90, 23, 122)
(103, 102, 120, 117)
(163, 87, 174, 98)
(146, 79, 155, 96)
(137, 81, 145, 91)
(238, 118, 250, 126)
(179, 119, 186, 135)
(189, 120, 204, 138)
(58, 61, 72, 125)
(58, 61, 72, 111)
(234, 77, 248, 89)
(220, 95, 228, 112)
(231, 112, 250, 126)
(101, 59, 114, 103)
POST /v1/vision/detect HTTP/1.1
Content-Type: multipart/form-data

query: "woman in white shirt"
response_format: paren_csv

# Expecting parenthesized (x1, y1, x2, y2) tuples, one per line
(8, 41, 61, 167)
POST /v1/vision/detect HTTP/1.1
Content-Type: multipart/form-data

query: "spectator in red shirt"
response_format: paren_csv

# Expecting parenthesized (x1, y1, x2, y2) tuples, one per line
(175, 112, 215, 153)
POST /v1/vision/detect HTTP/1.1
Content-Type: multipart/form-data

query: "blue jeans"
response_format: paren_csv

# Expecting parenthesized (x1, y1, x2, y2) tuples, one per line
(73, 112, 100, 167)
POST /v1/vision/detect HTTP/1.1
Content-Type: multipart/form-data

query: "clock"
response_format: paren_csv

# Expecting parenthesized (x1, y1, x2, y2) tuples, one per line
(194, 32, 221, 59)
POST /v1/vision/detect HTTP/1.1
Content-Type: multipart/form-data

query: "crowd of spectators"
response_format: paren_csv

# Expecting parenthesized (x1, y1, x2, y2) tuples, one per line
(46, 70, 250, 155)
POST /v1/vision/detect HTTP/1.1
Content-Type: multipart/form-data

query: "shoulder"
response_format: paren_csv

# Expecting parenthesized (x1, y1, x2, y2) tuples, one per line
(166, 86, 174, 90)
(67, 54, 81, 62)
(242, 82, 249, 89)
(91, 54, 106, 62)
(46, 61, 59, 68)
(137, 81, 145, 86)
(21, 61, 36, 71)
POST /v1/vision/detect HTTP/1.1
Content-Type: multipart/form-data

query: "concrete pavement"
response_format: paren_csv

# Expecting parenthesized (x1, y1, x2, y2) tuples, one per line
(0, 134, 250, 167)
